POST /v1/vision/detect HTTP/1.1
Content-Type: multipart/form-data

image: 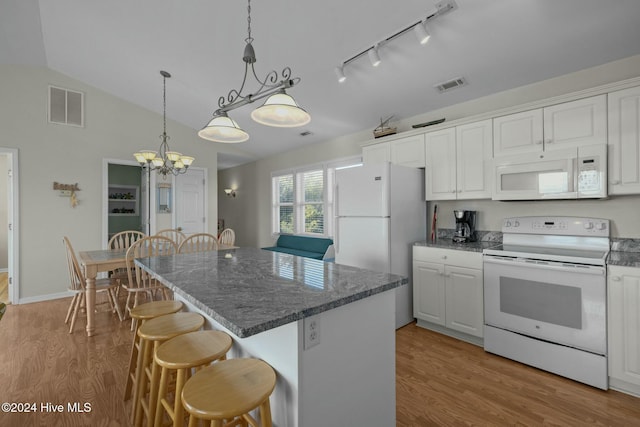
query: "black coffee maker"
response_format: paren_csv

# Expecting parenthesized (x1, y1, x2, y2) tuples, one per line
(453, 210, 477, 243)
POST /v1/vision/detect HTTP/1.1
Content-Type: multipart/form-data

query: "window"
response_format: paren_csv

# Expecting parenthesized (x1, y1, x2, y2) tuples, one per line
(271, 157, 361, 237)
(300, 170, 324, 234)
(273, 174, 294, 234)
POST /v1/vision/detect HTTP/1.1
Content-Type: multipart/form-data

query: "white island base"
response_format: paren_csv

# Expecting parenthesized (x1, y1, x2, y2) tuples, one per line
(176, 290, 396, 427)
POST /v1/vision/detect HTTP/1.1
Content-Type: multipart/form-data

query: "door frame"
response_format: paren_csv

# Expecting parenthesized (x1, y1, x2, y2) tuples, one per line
(102, 158, 154, 247)
(1, 147, 19, 304)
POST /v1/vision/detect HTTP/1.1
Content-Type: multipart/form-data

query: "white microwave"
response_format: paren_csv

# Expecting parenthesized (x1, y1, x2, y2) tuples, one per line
(492, 144, 607, 200)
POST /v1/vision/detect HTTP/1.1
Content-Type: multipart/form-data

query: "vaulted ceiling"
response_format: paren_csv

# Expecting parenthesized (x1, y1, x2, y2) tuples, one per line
(3, 0, 640, 169)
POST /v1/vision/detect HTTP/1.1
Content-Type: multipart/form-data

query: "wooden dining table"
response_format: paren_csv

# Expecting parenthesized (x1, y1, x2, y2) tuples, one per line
(78, 244, 237, 337)
(78, 248, 128, 336)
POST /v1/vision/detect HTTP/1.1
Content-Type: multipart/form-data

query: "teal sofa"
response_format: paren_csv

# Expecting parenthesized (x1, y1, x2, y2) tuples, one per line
(262, 235, 334, 260)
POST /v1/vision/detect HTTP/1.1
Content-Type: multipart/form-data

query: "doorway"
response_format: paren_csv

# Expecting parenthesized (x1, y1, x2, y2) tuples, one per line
(0, 148, 19, 304)
(102, 159, 150, 248)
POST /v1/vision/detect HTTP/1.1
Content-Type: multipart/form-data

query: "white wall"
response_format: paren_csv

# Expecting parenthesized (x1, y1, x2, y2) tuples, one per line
(0, 64, 223, 300)
(219, 55, 640, 247)
(0, 155, 7, 269)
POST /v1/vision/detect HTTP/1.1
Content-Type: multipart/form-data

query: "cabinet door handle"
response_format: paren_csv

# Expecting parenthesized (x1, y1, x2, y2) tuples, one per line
(535, 140, 543, 145)
(545, 139, 553, 144)
(610, 180, 620, 185)
(610, 276, 621, 282)
(442, 256, 447, 260)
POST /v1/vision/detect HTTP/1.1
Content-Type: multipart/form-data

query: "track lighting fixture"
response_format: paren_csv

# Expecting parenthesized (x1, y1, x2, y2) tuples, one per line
(368, 45, 381, 67)
(335, 0, 457, 82)
(414, 21, 431, 45)
(334, 65, 346, 83)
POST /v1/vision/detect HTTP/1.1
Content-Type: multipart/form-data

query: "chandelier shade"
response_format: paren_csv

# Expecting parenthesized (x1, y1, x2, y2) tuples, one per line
(133, 71, 194, 178)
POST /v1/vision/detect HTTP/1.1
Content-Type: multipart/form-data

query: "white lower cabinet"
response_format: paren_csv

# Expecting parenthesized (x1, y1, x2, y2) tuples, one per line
(608, 265, 640, 396)
(413, 247, 484, 342)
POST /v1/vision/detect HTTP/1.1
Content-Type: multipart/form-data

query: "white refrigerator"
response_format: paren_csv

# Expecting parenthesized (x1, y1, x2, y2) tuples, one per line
(334, 162, 426, 328)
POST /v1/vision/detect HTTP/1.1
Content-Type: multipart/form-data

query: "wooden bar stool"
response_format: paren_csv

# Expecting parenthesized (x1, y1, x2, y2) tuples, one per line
(181, 358, 277, 427)
(125, 300, 184, 401)
(153, 330, 233, 427)
(133, 312, 205, 427)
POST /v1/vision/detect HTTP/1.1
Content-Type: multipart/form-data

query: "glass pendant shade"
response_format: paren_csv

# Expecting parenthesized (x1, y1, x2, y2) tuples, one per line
(198, 113, 250, 143)
(165, 151, 182, 162)
(251, 91, 311, 127)
(180, 156, 195, 167)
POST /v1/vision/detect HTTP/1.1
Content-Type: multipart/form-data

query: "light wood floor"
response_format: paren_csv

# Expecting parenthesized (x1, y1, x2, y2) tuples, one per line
(1, 299, 639, 426)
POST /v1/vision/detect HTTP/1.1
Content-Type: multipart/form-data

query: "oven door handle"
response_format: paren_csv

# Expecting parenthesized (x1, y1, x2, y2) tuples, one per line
(483, 256, 605, 275)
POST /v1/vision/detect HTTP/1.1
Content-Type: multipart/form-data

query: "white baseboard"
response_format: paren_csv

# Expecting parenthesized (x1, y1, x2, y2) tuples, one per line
(0, 268, 8, 273)
(18, 291, 72, 305)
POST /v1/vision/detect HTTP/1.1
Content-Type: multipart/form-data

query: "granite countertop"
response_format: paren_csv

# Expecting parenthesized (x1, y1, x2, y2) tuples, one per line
(414, 229, 502, 253)
(414, 233, 640, 267)
(135, 247, 407, 338)
(607, 238, 640, 267)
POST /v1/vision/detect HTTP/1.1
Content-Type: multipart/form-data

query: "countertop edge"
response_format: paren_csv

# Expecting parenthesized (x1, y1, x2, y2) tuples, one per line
(136, 258, 407, 338)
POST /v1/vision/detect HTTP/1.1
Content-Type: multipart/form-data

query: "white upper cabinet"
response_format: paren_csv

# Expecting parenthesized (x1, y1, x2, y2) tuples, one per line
(362, 142, 390, 164)
(493, 95, 607, 157)
(425, 127, 457, 200)
(493, 109, 543, 156)
(456, 119, 493, 199)
(543, 95, 607, 149)
(363, 134, 426, 168)
(425, 120, 492, 200)
(390, 134, 426, 168)
(608, 85, 640, 195)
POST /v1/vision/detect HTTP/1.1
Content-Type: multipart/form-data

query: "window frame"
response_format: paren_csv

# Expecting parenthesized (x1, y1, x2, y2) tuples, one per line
(271, 156, 362, 238)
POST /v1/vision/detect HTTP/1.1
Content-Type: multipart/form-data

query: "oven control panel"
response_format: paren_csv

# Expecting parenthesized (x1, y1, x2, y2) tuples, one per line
(502, 216, 610, 237)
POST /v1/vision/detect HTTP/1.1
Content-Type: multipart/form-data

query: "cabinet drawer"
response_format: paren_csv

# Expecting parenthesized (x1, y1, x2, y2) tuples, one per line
(413, 246, 482, 269)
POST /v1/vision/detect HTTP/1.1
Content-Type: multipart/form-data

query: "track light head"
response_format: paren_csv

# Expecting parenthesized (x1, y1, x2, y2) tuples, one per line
(334, 65, 346, 83)
(368, 45, 381, 67)
(414, 21, 431, 45)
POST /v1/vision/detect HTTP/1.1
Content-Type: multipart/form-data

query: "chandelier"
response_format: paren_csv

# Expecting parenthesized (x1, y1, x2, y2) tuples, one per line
(134, 71, 194, 177)
(197, 0, 310, 143)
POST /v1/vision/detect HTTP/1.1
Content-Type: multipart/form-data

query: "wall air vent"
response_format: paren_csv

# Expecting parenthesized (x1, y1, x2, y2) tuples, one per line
(48, 85, 84, 127)
(434, 77, 467, 93)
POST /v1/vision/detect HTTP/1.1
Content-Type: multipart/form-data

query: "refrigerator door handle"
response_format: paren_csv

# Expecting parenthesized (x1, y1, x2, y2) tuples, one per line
(335, 217, 339, 253)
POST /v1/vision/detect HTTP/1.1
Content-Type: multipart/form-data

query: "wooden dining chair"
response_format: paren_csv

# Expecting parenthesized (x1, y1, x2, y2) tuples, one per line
(63, 236, 123, 333)
(155, 229, 186, 246)
(0, 302, 6, 321)
(178, 233, 219, 254)
(107, 230, 146, 286)
(109, 230, 146, 250)
(218, 228, 236, 246)
(123, 236, 178, 328)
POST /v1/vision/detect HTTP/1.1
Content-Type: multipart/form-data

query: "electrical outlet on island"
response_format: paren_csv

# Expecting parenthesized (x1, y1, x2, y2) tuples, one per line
(304, 315, 320, 350)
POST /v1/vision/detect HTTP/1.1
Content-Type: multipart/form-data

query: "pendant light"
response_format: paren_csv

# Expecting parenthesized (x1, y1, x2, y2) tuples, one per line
(198, 0, 310, 143)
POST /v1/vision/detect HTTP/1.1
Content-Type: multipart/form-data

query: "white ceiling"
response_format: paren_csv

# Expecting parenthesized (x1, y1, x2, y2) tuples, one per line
(3, 0, 640, 169)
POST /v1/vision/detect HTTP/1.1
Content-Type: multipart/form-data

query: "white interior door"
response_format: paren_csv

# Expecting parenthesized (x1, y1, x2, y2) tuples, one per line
(175, 168, 206, 235)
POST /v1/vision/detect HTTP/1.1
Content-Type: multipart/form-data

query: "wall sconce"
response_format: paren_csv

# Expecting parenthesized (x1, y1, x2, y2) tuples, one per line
(224, 188, 236, 198)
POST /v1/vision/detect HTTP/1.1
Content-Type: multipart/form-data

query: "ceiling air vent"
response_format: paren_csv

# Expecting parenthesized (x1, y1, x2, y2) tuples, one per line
(434, 77, 467, 93)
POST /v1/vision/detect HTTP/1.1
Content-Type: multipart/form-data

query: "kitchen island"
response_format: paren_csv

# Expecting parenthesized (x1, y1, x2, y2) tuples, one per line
(136, 247, 407, 427)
